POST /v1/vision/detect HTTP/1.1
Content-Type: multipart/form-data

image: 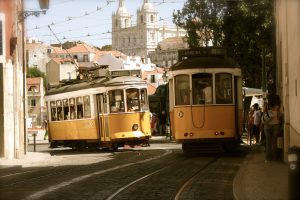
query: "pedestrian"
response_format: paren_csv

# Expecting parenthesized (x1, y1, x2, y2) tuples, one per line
(160, 110, 167, 135)
(247, 106, 254, 145)
(252, 103, 261, 144)
(43, 119, 48, 140)
(262, 94, 283, 162)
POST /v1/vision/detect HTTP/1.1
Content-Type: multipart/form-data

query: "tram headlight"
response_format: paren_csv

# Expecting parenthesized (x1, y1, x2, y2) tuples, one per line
(132, 124, 139, 131)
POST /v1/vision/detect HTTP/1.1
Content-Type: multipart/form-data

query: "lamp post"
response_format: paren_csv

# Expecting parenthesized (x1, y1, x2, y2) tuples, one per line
(19, 0, 49, 21)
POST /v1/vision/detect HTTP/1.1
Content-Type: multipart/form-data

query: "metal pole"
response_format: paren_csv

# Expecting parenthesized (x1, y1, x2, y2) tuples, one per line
(33, 133, 36, 152)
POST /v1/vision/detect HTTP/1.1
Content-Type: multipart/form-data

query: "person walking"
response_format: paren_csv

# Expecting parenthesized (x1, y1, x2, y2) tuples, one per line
(262, 94, 282, 162)
(252, 103, 261, 144)
(247, 106, 254, 145)
(43, 119, 48, 140)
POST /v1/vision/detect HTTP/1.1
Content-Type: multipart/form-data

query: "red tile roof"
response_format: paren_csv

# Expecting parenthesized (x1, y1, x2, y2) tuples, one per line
(52, 46, 67, 54)
(26, 77, 42, 85)
(68, 43, 95, 53)
(52, 58, 75, 64)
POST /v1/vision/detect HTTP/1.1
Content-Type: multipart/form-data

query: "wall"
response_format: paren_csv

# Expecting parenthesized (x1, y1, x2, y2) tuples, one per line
(276, 0, 300, 161)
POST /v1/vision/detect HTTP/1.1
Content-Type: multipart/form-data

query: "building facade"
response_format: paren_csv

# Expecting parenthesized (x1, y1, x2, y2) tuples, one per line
(26, 77, 46, 128)
(275, 0, 300, 161)
(0, 0, 26, 159)
(149, 36, 189, 68)
(26, 38, 51, 73)
(112, 0, 186, 58)
(46, 58, 77, 87)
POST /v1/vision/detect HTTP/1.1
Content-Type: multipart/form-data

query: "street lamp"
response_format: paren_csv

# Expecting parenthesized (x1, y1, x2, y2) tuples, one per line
(19, 0, 49, 21)
(39, 0, 49, 9)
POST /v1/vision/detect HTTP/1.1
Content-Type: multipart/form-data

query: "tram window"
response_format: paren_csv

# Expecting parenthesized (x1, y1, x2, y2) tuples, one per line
(50, 101, 57, 121)
(109, 90, 125, 113)
(83, 96, 91, 118)
(56, 100, 63, 121)
(126, 88, 140, 112)
(175, 75, 190, 105)
(192, 73, 212, 104)
(69, 98, 76, 119)
(215, 73, 233, 104)
(76, 97, 83, 119)
(141, 88, 149, 111)
(63, 99, 69, 120)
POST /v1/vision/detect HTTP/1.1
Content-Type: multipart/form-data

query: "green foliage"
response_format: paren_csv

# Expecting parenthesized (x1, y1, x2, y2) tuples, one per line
(100, 45, 112, 51)
(173, 0, 227, 47)
(173, 0, 274, 90)
(27, 67, 47, 88)
(27, 67, 45, 78)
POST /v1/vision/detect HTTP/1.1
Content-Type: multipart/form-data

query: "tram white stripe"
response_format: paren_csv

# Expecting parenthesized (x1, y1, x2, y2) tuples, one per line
(0, 170, 36, 178)
(25, 150, 171, 200)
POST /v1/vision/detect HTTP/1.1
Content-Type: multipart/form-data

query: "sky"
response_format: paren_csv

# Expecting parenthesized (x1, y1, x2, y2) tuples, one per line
(25, 0, 187, 48)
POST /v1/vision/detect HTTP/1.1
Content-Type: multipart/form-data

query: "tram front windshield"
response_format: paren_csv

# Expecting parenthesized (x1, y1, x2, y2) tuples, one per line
(109, 88, 148, 113)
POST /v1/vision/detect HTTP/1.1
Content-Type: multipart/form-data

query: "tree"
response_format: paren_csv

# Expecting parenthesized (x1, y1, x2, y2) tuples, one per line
(95, 45, 112, 51)
(223, 0, 274, 89)
(173, 0, 274, 89)
(173, 0, 226, 47)
(27, 67, 45, 78)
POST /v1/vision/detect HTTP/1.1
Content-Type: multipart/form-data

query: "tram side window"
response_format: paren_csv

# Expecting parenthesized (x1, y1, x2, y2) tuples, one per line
(175, 75, 190, 105)
(126, 88, 140, 112)
(109, 90, 125, 113)
(140, 88, 149, 111)
(76, 97, 83, 119)
(192, 73, 213, 105)
(50, 101, 57, 121)
(215, 73, 233, 104)
(56, 100, 63, 120)
(63, 99, 69, 120)
(83, 96, 91, 118)
(69, 98, 76, 119)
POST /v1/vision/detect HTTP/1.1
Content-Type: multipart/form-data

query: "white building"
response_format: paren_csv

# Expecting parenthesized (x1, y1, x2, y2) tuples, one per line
(46, 58, 77, 87)
(26, 38, 51, 73)
(112, 0, 186, 58)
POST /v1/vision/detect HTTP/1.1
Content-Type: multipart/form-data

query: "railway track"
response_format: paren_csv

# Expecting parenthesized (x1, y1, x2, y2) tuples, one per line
(0, 148, 244, 200)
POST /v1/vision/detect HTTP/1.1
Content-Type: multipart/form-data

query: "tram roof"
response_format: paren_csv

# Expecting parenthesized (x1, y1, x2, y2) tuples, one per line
(46, 76, 147, 96)
(170, 56, 239, 71)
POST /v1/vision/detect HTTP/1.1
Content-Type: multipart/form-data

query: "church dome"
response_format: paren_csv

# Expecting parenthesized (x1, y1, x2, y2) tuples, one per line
(141, 1, 156, 12)
(116, 7, 130, 16)
(142, 3, 154, 10)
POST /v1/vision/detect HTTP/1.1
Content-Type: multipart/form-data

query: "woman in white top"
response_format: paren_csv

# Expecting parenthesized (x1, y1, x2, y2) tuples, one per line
(262, 94, 282, 162)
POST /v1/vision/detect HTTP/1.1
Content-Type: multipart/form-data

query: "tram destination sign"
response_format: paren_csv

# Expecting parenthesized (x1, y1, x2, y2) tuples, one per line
(110, 69, 141, 78)
(178, 47, 226, 61)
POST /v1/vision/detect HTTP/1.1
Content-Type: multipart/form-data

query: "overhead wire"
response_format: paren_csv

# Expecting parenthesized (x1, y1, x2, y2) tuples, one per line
(27, 0, 188, 46)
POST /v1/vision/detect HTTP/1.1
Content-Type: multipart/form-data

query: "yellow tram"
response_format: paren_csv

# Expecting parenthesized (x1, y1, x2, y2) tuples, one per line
(45, 74, 151, 150)
(168, 47, 243, 153)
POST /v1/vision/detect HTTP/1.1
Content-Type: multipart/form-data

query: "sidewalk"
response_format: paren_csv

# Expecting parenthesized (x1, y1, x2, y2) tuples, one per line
(233, 145, 288, 200)
(0, 136, 173, 169)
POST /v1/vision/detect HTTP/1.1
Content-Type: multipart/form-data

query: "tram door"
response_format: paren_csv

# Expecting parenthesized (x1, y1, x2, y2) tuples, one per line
(96, 94, 109, 142)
